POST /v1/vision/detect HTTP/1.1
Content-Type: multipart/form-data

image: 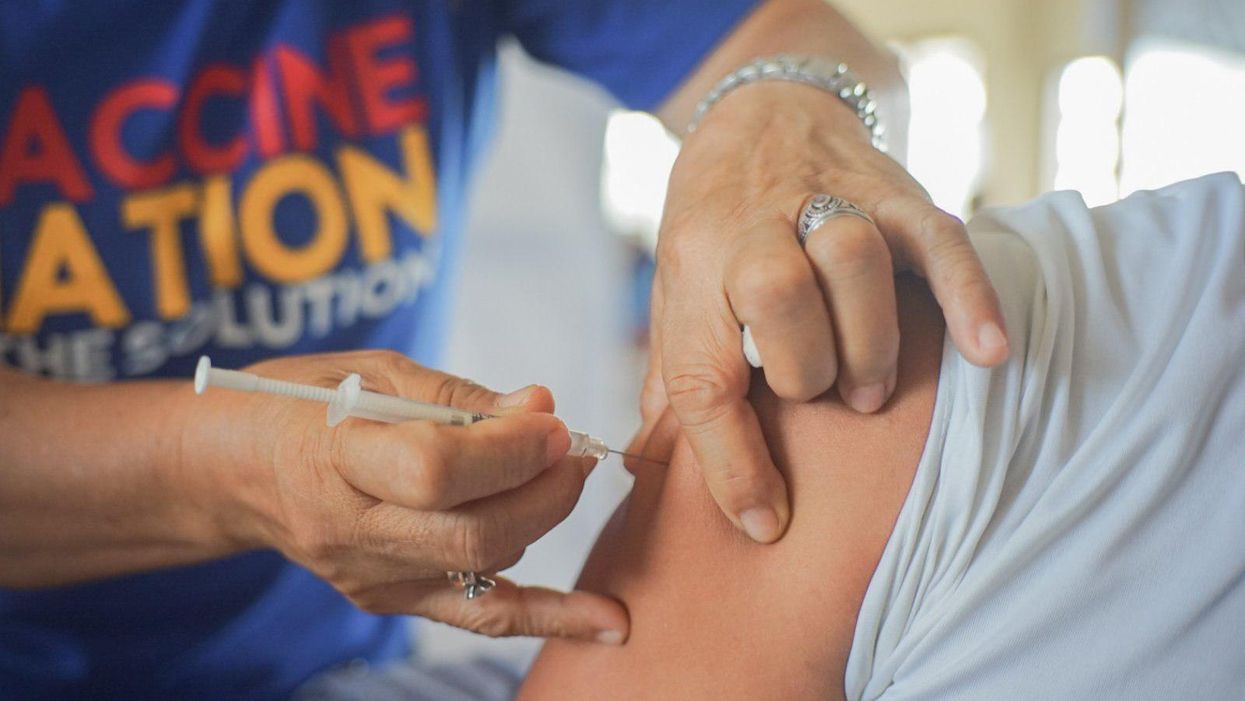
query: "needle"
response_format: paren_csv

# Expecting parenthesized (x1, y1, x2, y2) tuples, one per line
(607, 449, 667, 467)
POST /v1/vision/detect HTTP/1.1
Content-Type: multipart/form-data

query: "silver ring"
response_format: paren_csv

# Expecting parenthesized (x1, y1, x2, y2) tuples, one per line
(797, 194, 874, 246)
(447, 571, 496, 600)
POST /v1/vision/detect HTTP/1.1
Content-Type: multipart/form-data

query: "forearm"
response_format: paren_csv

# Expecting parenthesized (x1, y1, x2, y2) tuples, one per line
(658, 0, 909, 159)
(0, 367, 242, 588)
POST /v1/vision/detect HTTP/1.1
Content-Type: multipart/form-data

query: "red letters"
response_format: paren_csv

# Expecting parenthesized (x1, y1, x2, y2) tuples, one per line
(250, 55, 287, 159)
(0, 86, 94, 206)
(276, 42, 361, 151)
(344, 16, 426, 134)
(2, 14, 426, 209)
(89, 79, 179, 189)
(179, 65, 249, 174)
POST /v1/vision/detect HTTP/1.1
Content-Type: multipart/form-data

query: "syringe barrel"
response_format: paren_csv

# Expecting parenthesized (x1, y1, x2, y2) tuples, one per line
(351, 388, 607, 460)
(351, 390, 485, 426)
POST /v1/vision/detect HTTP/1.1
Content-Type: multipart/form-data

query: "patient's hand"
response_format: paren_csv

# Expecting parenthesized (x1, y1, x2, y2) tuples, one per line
(518, 277, 945, 700)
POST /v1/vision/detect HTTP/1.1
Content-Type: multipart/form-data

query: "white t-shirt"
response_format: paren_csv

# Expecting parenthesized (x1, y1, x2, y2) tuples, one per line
(847, 173, 1245, 700)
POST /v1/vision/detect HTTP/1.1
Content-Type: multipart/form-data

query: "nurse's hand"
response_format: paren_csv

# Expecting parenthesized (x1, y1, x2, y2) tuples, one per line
(647, 86, 1008, 545)
(188, 351, 628, 645)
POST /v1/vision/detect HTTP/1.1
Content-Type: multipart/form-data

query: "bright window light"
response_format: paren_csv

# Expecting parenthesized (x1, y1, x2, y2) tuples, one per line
(1054, 56, 1123, 206)
(600, 110, 679, 251)
(901, 38, 987, 219)
(1120, 39, 1245, 195)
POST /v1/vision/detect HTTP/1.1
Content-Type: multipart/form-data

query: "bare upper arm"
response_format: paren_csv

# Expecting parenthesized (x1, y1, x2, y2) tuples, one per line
(518, 277, 944, 700)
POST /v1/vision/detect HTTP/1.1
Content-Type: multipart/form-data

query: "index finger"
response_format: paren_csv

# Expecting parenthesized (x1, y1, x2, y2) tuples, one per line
(880, 202, 1010, 367)
(413, 577, 630, 643)
(660, 281, 790, 544)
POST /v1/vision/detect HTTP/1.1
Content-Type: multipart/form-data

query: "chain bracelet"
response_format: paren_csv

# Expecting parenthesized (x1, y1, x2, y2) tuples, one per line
(686, 54, 886, 152)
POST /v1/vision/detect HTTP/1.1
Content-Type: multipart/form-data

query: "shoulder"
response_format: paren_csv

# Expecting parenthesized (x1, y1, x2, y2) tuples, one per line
(518, 277, 944, 701)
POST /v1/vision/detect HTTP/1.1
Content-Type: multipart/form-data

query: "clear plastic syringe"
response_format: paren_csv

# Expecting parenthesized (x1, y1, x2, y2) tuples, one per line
(193, 356, 659, 464)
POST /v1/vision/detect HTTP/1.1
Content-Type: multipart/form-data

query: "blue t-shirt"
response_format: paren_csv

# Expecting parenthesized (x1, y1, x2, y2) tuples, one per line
(0, 0, 757, 698)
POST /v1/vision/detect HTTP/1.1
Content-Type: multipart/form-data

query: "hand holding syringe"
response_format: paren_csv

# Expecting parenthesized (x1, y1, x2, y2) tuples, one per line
(186, 352, 634, 641)
(194, 356, 662, 465)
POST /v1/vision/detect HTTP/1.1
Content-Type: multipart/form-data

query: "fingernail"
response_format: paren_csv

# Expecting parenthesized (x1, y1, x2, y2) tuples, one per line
(596, 630, 625, 645)
(545, 426, 571, 466)
(848, 383, 887, 413)
(977, 321, 1009, 355)
(740, 507, 780, 544)
(498, 385, 537, 409)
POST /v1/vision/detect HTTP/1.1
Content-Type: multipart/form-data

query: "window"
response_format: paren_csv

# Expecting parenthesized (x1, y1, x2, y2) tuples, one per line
(600, 110, 678, 252)
(1053, 56, 1123, 207)
(1120, 39, 1245, 195)
(900, 37, 988, 219)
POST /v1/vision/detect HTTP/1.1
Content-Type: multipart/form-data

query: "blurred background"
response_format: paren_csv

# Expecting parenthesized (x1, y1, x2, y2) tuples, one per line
(423, 0, 1245, 669)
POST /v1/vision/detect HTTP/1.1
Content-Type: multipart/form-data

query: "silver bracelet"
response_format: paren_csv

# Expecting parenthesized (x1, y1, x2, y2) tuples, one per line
(686, 54, 886, 152)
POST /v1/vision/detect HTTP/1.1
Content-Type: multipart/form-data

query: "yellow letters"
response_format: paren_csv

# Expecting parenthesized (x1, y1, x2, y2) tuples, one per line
(199, 175, 243, 289)
(239, 154, 348, 284)
(2, 128, 438, 338)
(6, 203, 130, 333)
(123, 184, 196, 319)
(338, 125, 437, 262)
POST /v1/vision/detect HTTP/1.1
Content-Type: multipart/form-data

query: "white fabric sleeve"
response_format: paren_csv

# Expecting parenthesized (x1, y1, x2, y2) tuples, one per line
(846, 173, 1245, 700)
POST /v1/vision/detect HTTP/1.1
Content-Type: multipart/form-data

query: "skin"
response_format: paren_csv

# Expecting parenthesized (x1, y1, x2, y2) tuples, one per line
(1, 0, 998, 649)
(518, 277, 944, 699)
(652, 0, 1008, 545)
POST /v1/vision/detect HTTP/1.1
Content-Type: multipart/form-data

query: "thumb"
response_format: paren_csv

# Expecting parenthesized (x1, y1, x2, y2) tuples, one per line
(640, 274, 670, 426)
(422, 577, 630, 644)
(661, 290, 789, 544)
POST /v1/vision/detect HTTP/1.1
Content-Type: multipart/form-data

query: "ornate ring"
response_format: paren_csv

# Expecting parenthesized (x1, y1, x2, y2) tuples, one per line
(447, 570, 496, 600)
(797, 194, 874, 246)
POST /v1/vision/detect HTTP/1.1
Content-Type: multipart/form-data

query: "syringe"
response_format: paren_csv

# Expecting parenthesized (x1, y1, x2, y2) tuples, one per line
(193, 356, 661, 464)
